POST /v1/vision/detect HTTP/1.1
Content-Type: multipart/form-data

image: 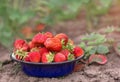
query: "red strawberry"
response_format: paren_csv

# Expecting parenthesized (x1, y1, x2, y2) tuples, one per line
(35, 23, 45, 32)
(28, 52, 41, 63)
(60, 49, 70, 58)
(39, 47, 48, 56)
(44, 32, 53, 38)
(41, 52, 54, 63)
(32, 33, 47, 45)
(60, 49, 75, 61)
(14, 39, 25, 49)
(22, 43, 29, 51)
(14, 39, 29, 51)
(44, 38, 62, 52)
(28, 41, 35, 49)
(54, 53, 66, 62)
(55, 33, 68, 45)
(73, 46, 84, 58)
(24, 55, 30, 62)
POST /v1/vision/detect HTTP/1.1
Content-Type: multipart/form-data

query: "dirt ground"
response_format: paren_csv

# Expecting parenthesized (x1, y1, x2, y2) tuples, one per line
(0, 1, 120, 82)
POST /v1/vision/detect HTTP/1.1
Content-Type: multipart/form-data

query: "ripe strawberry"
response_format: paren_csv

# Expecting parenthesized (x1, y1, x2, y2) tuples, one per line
(60, 49, 70, 58)
(54, 53, 66, 62)
(41, 52, 54, 63)
(32, 33, 47, 45)
(24, 55, 30, 62)
(35, 23, 45, 32)
(28, 41, 35, 49)
(60, 49, 75, 61)
(73, 46, 84, 58)
(39, 47, 48, 56)
(44, 32, 53, 38)
(44, 38, 62, 52)
(55, 33, 68, 45)
(14, 39, 29, 51)
(14, 39, 25, 49)
(28, 52, 41, 63)
(22, 43, 29, 51)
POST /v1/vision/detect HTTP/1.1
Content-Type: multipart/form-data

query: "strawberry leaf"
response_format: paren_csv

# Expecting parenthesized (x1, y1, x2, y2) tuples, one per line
(96, 45, 109, 54)
(89, 54, 107, 64)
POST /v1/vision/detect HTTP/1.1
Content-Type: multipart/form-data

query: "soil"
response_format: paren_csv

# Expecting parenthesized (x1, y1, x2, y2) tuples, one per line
(0, 1, 120, 82)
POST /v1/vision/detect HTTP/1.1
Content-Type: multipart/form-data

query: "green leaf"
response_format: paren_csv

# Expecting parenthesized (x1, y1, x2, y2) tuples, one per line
(96, 45, 109, 54)
(89, 47, 97, 55)
(8, 9, 21, 21)
(79, 42, 86, 49)
(18, 11, 35, 24)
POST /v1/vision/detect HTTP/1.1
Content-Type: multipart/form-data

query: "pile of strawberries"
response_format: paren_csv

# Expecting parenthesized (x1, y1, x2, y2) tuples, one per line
(13, 32, 84, 63)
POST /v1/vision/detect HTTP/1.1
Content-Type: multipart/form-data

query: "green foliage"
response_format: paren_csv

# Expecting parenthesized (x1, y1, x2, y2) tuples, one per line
(85, 0, 112, 31)
(0, 0, 35, 48)
(0, 0, 112, 48)
(34, 0, 87, 25)
(79, 33, 109, 59)
(96, 45, 109, 54)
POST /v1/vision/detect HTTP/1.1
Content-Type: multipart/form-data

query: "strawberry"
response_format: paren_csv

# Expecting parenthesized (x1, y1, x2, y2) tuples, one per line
(30, 47, 41, 52)
(44, 38, 62, 52)
(28, 52, 41, 63)
(55, 33, 68, 45)
(14, 39, 25, 49)
(41, 52, 54, 63)
(73, 46, 84, 58)
(14, 39, 29, 51)
(24, 55, 30, 62)
(35, 23, 45, 32)
(44, 32, 53, 38)
(28, 41, 35, 49)
(60, 49, 70, 58)
(22, 43, 29, 51)
(32, 33, 47, 45)
(60, 49, 75, 61)
(14, 49, 28, 60)
(54, 53, 66, 62)
(39, 47, 48, 56)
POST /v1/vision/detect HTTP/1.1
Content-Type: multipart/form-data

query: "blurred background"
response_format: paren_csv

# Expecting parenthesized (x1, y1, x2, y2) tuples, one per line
(0, 0, 120, 49)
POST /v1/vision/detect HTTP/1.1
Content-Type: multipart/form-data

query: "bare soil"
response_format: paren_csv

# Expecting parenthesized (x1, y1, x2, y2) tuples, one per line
(0, 1, 120, 82)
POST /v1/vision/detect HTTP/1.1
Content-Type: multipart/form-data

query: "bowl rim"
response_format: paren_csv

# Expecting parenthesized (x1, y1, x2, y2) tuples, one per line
(10, 53, 84, 65)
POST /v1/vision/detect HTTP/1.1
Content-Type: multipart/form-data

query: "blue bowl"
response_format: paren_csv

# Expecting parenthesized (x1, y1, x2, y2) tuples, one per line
(10, 53, 83, 78)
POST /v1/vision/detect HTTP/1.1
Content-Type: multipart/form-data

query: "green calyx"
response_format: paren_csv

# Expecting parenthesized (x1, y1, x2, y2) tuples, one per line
(46, 52, 54, 63)
(68, 54, 75, 61)
(62, 39, 75, 52)
(14, 49, 28, 60)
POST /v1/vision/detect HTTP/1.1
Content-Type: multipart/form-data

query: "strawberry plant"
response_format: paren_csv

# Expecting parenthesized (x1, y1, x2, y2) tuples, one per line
(0, 0, 35, 48)
(0, 0, 112, 48)
(79, 33, 109, 64)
